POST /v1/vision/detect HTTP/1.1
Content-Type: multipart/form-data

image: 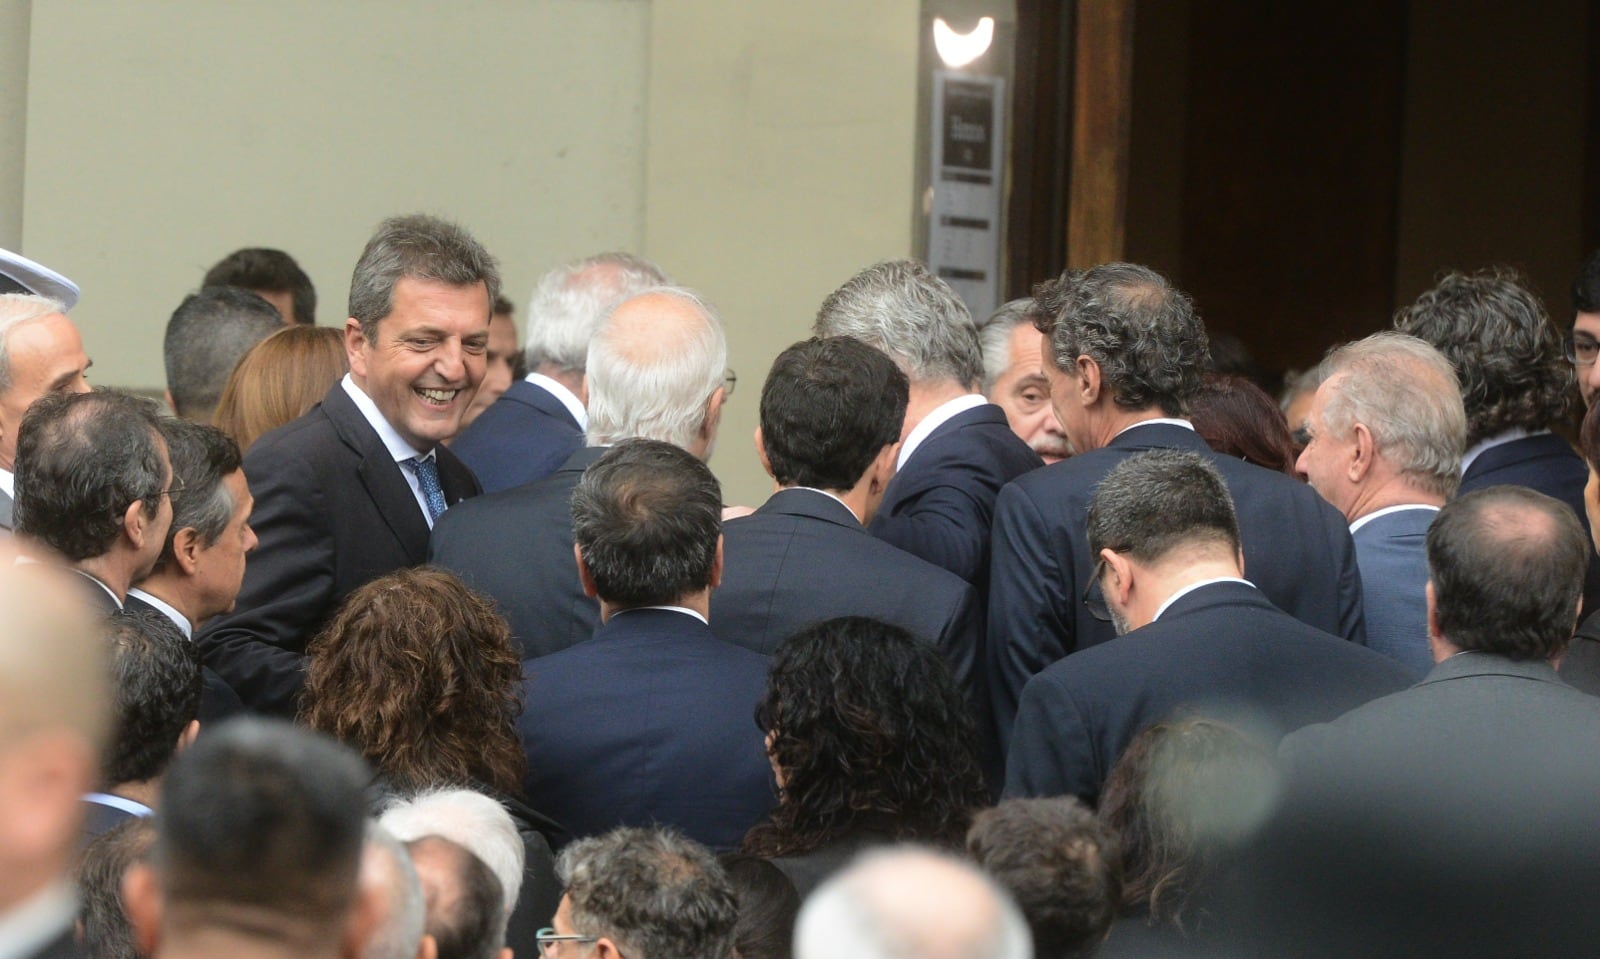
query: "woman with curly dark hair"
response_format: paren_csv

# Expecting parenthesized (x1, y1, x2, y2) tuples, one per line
(741, 616, 989, 897)
(299, 566, 561, 945)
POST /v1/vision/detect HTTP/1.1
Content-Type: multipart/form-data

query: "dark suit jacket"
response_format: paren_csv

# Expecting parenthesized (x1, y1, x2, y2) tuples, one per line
(196, 383, 481, 716)
(64, 569, 121, 615)
(430, 446, 605, 660)
(1004, 582, 1410, 806)
(1458, 432, 1600, 618)
(987, 422, 1366, 750)
(123, 592, 245, 723)
(24, 925, 83, 959)
(0, 487, 13, 530)
(869, 403, 1042, 588)
(516, 608, 775, 850)
(713, 488, 983, 693)
(450, 379, 584, 494)
(1351, 507, 1437, 678)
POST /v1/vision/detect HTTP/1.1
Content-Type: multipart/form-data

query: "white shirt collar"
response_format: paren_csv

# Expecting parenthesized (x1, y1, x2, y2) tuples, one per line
(0, 882, 76, 959)
(1348, 503, 1441, 535)
(1115, 417, 1196, 439)
(0, 466, 14, 499)
(126, 587, 193, 638)
(526, 373, 588, 430)
(83, 792, 155, 818)
(1460, 428, 1539, 475)
(616, 605, 709, 626)
(898, 394, 988, 470)
(1152, 576, 1254, 622)
(341, 373, 429, 465)
(790, 487, 860, 522)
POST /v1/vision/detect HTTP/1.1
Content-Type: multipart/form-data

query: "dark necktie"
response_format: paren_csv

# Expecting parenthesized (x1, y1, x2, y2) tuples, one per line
(405, 455, 447, 523)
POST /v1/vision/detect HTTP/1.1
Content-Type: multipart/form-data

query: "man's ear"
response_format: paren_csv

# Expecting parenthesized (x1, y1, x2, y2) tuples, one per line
(754, 426, 774, 480)
(708, 535, 725, 590)
(344, 318, 369, 380)
(340, 871, 383, 959)
(1101, 548, 1134, 608)
(176, 719, 200, 754)
(869, 442, 899, 494)
(574, 545, 599, 600)
(414, 933, 438, 959)
(123, 499, 149, 551)
(1348, 422, 1376, 483)
(172, 527, 203, 576)
(122, 862, 164, 958)
(163, 389, 178, 417)
(596, 938, 626, 959)
(700, 386, 726, 446)
(1074, 355, 1103, 406)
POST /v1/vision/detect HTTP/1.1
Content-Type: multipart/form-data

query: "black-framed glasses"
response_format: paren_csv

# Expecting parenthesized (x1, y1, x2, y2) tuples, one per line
(535, 929, 599, 959)
(153, 481, 186, 501)
(1083, 557, 1111, 623)
(1564, 333, 1599, 367)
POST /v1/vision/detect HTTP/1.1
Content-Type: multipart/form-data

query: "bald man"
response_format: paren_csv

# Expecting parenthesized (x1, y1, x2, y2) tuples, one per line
(430, 287, 730, 661)
(0, 294, 93, 530)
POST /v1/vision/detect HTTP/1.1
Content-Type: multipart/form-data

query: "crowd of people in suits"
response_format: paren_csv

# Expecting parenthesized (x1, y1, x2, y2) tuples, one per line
(4, 218, 1600, 959)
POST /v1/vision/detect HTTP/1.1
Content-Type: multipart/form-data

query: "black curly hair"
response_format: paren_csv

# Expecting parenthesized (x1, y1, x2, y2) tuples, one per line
(1394, 266, 1574, 446)
(740, 617, 988, 859)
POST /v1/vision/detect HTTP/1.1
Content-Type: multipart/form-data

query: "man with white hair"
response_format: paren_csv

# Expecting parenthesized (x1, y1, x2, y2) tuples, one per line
(362, 824, 434, 959)
(380, 787, 559, 959)
(1296, 332, 1466, 674)
(979, 298, 1072, 464)
(451, 253, 670, 492)
(795, 846, 1032, 959)
(0, 291, 93, 530)
(430, 286, 730, 659)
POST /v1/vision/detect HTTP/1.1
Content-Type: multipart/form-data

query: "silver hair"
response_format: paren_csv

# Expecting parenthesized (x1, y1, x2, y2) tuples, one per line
(363, 823, 427, 959)
(585, 286, 727, 450)
(795, 846, 1032, 959)
(1314, 332, 1466, 499)
(379, 787, 525, 921)
(556, 827, 736, 959)
(0, 293, 68, 395)
(524, 253, 672, 374)
(814, 260, 984, 388)
(347, 214, 501, 341)
(977, 298, 1036, 392)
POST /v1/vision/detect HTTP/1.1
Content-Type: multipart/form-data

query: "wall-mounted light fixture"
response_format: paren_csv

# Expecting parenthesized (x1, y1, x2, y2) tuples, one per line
(932, 16, 995, 68)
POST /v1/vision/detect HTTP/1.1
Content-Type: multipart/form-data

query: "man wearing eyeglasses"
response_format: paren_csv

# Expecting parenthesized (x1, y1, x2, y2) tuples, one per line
(12, 389, 174, 613)
(1570, 248, 1600, 407)
(1004, 450, 1410, 806)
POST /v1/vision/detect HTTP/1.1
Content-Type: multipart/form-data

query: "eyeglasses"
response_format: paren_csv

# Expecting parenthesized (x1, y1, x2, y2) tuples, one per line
(153, 481, 186, 501)
(1083, 557, 1111, 623)
(535, 929, 599, 959)
(722, 368, 738, 397)
(1564, 333, 1598, 367)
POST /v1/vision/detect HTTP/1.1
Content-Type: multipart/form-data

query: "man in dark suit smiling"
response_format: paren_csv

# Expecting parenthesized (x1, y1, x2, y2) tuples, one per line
(197, 214, 493, 715)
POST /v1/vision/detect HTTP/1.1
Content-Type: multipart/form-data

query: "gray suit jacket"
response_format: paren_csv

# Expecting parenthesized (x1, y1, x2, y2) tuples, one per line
(1350, 506, 1437, 677)
(0, 486, 14, 530)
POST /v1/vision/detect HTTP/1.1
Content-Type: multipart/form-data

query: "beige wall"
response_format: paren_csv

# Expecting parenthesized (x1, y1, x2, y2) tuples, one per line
(644, 0, 921, 503)
(0, 0, 30, 249)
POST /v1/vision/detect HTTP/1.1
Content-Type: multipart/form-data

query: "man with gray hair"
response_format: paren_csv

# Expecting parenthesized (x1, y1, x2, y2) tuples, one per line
(404, 836, 507, 959)
(198, 213, 493, 716)
(452, 253, 670, 492)
(1004, 450, 1410, 806)
(362, 824, 433, 959)
(161, 286, 285, 423)
(815, 259, 1041, 587)
(988, 263, 1365, 751)
(1296, 332, 1467, 675)
(545, 827, 737, 959)
(795, 846, 1032, 959)
(431, 285, 730, 660)
(979, 297, 1071, 463)
(0, 292, 93, 530)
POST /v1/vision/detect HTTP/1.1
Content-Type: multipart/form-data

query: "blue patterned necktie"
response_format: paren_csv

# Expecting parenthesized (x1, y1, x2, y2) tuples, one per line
(406, 455, 447, 523)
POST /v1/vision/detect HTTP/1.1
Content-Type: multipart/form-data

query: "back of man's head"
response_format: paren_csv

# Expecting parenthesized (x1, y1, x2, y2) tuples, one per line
(163, 286, 285, 422)
(1033, 262, 1207, 416)
(15, 390, 166, 562)
(151, 718, 371, 944)
(1313, 332, 1465, 499)
(362, 824, 427, 959)
(759, 337, 908, 492)
(203, 248, 317, 325)
(524, 253, 670, 375)
(813, 259, 982, 389)
(1087, 449, 1240, 565)
(584, 287, 727, 453)
(380, 788, 525, 927)
(102, 609, 201, 789)
(1574, 249, 1600, 315)
(77, 818, 157, 959)
(557, 826, 737, 959)
(406, 836, 504, 959)
(967, 799, 1121, 959)
(570, 438, 721, 608)
(1394, 266, 1573, 445)
(150, 417, 244, 574)
(1427, 485, 1588, 661)
(795, 846, 1031, 959)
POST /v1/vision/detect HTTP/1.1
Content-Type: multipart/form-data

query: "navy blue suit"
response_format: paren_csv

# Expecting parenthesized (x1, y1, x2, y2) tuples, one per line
(1004, 582, 1411, 806)
(123, 593, 246, 723)
(516, 608, 775, 850)
(870, 403, 1042, 588)
(987, 423, 1366, 750)
(430, 446, 604, 660)
(450, 380, 584, 494)
(712, 488, 983, 692)
(1458, 432, 1600, 618)
(1351, 507, 1437, 677)
(197, 384, 481, 716)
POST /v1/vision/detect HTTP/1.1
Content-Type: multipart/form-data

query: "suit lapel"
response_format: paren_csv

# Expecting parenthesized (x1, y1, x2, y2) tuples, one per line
(320, 385, 432, 563)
